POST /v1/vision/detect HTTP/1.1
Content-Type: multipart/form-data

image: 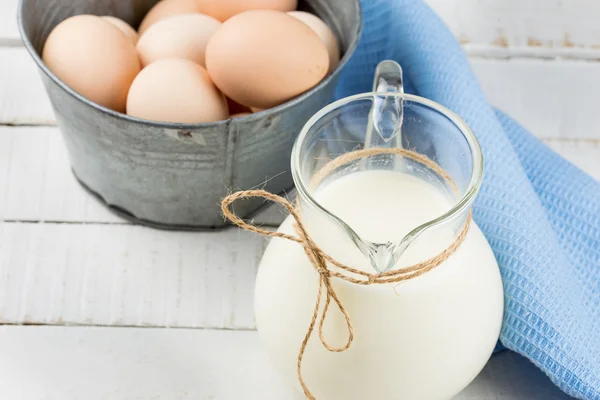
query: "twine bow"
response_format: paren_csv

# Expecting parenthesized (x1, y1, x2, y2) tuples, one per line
(221, 148, 472, 400)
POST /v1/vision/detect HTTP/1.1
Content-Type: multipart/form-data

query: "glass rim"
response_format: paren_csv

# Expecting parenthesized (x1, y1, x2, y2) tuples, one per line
(291, 92, 484, 247)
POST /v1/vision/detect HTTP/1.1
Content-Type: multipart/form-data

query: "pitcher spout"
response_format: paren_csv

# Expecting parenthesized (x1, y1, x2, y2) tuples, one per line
(365, 239, 412, 274)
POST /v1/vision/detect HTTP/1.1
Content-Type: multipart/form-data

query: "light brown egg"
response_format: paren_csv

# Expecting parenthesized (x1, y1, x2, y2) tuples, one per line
(137, 13, 221, 67)
(126, 58, 229, 123)
(138, 0, 207, 34)
(200, 0, 297, 21)
(205, 10, 329, 109)
(230, 112, 252, 118)
(102, 16, 139, 45)
(288, 11, 340, 73)
(42, 15, 140, 113)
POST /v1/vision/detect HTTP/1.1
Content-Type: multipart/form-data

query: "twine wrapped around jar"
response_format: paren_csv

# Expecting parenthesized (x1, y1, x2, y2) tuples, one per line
(222, 148, 471, 400)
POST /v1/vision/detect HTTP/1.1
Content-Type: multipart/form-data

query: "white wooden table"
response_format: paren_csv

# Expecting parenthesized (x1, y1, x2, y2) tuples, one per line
(2, 0, 597, 398)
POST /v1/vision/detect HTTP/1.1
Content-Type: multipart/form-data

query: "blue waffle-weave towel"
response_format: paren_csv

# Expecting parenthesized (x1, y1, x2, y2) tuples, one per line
(333, 1, 600, 399)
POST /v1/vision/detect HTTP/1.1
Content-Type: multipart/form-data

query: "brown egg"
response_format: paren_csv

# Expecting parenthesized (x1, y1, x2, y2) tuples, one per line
(200, 0, 297, 21)
(288, 11, 340, 73)
(102, 16, 139, 45)
(137, 13, 221, 67)
(205, 10, 329, 109)
(230, 112, 251, 118)
(42, 15, 140, 113)
(126, 58, 229, 123)
(138, 0, 207, 34)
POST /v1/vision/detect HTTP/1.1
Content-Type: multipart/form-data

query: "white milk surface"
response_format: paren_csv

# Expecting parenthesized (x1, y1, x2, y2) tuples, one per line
(255, 170, 504, 400)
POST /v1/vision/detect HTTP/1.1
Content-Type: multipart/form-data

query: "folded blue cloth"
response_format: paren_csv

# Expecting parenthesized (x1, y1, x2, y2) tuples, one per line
(334, 1, 600, 399)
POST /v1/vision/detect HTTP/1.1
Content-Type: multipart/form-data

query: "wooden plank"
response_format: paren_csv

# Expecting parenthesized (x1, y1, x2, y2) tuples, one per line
(0, 326, 291, 400)
(428, 0, 600, 57)
(0, 48, 54, 125)
(2, 130, 598, 227)
(472, 58, 600, 140)
(0, 222, 266, 329)
(4, 47, 600, 141)
(6, 0, 600, 56)
(0, 0, 19, 45)
(0, 325, 573, 399)
(0, 126, 120, 223)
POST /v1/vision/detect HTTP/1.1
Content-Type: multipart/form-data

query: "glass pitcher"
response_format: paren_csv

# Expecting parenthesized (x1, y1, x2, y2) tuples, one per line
(251, 61, 504, 400)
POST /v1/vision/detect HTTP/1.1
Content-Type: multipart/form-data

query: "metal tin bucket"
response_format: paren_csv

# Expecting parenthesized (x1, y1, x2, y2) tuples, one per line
(18, 0, 362, 229)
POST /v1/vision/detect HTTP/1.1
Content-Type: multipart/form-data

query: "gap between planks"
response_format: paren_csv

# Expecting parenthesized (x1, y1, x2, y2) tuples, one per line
(0, 320, 255, 331)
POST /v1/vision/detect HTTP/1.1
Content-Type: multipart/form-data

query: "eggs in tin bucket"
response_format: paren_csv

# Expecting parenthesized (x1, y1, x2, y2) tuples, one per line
(21, 0, 361, 228)
(40, 1, 340, 123)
